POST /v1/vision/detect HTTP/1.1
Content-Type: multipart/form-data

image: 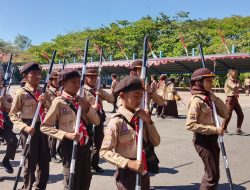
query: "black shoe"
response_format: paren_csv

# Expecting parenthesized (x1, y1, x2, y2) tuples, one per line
(223, 130, 229, 134)
(51, 156, 62, 163)
(2, 159, 14, 174)
(160, 115, 166, 119)
(236, 129, 246, 135)
(0, 176, 4, 182)
(92, 166, 104, 173)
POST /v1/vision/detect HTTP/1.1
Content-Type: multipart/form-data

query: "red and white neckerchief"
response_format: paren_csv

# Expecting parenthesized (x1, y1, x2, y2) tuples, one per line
(0, 109, 4, 129)
(34, 90, 46, 121)
(66, 96, 89, 146)
(130, 116, 148, 175)
(204, 95, 212, 109)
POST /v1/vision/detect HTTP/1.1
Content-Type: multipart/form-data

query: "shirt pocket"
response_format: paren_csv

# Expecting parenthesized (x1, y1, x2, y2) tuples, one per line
(201, 106, 212, 114)
(201, 105, 213, 123)
(60, 113, 75, 133)
(118, 131, 135, 144)
(22, 99, 36, 115)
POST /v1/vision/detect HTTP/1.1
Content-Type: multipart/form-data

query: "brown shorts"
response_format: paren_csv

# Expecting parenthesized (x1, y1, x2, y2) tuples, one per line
(115, 168, 150, 190)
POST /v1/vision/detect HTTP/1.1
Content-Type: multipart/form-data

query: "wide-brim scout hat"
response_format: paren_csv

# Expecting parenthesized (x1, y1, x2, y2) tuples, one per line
(228, 67, 238, 74)
(167, 78, 175, 84)
(191, 68, 216, 82)
(49, 71, 59, 80)
(113, 76, 144, 94)
(20, 62, 41, 75)
(58, 69, 81, 85)
(85, 68, 98, 76)
(160, 74, 167, 80)
(130, 59, 143, 70)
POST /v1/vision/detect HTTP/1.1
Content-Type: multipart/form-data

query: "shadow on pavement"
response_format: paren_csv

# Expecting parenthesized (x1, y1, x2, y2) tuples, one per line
(2, 176, 23, 182)
(159, 167, 178, 174)
(9, 160, 21, 167)
(93, 169, 116, 176)
(177, 115, 187, 119)
(48, 173, 63, 184)
(153, 183, 247, 190)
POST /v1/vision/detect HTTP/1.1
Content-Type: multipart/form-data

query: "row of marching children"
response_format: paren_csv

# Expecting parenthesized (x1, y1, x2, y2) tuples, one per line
(0, 59, 163, 190)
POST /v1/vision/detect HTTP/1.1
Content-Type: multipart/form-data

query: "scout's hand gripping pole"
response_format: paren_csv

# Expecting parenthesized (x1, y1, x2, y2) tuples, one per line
(135, 35, 148, 190)
(198, 44, 234, 190)
(68, 38, 89, 190)
(13, 50, 57, 190)
(0, 54, 12, 96)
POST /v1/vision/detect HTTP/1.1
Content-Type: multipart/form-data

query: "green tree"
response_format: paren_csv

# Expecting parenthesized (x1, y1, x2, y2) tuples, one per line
(14, 34, 32, 51)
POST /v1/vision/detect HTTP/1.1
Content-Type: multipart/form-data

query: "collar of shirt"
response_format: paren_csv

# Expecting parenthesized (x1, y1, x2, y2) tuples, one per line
(229, 76, 238, 83)
(117, 106, 135, 123)
(84, 84, 96, 90)
(24, 82, 39, 93)
(192, 93, 206, 99)
(49, 85, 58, 92)
(62, 91, 77, 102)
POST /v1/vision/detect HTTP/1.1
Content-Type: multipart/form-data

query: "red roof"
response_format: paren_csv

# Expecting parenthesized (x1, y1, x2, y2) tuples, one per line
(40, 53, 250, 74)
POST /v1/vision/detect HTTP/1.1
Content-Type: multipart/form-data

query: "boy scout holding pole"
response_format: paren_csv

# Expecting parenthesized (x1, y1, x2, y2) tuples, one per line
(100, 76, 160, 190)
(84, 68, 114, 172)
(47, 71, 61, 163)
(9, 62, 51, 190)
(0, 75, 18, 174)
(41, 69, 100, 190)
(185, 68, 229, 190)
(111, 74, 118, 113)
(129, 60, 165, 109)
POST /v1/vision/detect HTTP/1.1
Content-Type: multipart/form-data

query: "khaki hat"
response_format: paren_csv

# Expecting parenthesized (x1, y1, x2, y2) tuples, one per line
(113, 76, 143, 94)
(191, 68, 216, 81)
(20, 62, 41, 75)
(49, 71, 59, 80)
(58, 69, 80, 85)
(85, 68, 98, 76)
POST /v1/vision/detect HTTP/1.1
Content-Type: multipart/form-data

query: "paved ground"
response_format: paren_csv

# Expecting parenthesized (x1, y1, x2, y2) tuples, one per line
(1, 86, 250, 190)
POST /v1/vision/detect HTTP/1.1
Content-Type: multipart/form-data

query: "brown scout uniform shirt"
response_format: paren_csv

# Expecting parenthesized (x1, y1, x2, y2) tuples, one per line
(166, 83, 177, 101)
(47, 85, 59, 104)
(224, 76, 240, 97)
(0, 93, 13, 113)
(157, 81, 167, 100)
(149, 90, 165, 106)
(84, 84, 115, 105)
(185, 93, 229, 135)
(100, 106, 160, 169)
(9, 83, 51, 131)
(40, 91, 100, 141)
(150, 80, 158, 92)
(244, 78, 250, 86)
(111, 79, 117, 92)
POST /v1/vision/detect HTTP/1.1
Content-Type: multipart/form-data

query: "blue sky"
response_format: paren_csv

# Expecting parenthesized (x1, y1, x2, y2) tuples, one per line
(0, 0, 249, 45)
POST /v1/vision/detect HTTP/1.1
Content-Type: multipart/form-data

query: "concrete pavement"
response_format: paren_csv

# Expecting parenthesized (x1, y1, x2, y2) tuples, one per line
(0, 87, 250, 190)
